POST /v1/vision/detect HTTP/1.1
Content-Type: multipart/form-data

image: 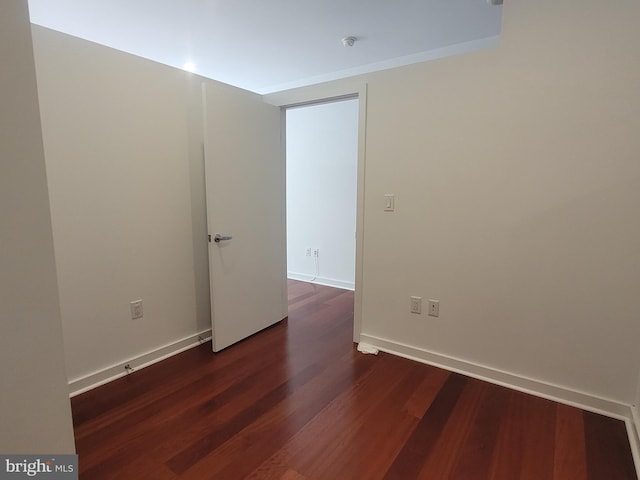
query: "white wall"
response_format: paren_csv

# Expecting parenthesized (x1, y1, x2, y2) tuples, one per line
(0, 1, 75, 453)
(270, 0, 640, 407)
(31, 26, 212, 386)
(286, 99, 359, 289)
(358, 0, 640, 404)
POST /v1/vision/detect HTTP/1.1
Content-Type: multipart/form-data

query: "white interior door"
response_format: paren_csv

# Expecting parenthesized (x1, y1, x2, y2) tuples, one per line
(203, 82, 287, 352)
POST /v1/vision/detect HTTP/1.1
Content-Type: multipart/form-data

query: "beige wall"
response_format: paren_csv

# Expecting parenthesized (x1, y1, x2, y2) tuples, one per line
(0, 1, 75, 453)
(32, 26, 212, 383)
(354, 0, 640, 403)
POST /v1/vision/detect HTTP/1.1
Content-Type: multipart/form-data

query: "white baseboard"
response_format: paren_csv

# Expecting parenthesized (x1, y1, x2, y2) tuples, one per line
(359, 333, 629, 418)
(68, 329, 212, 397)
(288, 271, 354, 290)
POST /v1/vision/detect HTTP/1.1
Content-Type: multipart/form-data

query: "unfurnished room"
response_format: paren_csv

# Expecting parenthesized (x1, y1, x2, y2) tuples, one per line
(1, 0, 639, 478)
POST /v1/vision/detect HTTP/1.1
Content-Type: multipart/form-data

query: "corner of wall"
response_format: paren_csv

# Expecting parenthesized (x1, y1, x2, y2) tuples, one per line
(0, 0, 75, 453)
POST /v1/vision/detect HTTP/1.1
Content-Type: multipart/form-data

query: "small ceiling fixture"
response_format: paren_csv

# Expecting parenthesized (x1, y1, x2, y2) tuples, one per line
(342, 36, 356, 47)
(487, 0, 503, 5)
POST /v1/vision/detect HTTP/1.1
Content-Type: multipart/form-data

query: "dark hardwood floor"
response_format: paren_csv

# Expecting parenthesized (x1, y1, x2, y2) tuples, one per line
(72, 280, 638, 479)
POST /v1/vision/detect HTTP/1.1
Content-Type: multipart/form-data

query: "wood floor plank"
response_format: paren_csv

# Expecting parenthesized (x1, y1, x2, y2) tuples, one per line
(584, 411, 638, 480)
(245, 353, 422, 480)
(279, 469, 307, 480)
(488, 391, 557, 480)
(403, 366, 451, 419)
(70, 280, 638, 480)
(553, 403, 588, 480)
(383, 373, 468, 480)
(517, 395, 557, 480)
(416, 378, 490, 479)
(165, 362, 324, 475)
(449, 382, 511, 480)
(289, 357, 427, 480)
(176, 351, 376, 479)
(487, 390, 528, 480)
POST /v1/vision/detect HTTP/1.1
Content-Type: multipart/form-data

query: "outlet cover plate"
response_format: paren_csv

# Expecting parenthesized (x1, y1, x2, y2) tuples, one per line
(428, 299, 439, 317)
(130, 300, 143, 319)
(410, 296, 422, 314)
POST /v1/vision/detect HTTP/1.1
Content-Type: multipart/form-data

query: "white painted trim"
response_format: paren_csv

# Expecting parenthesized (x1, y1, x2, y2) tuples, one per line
(264, 81, 362, 110)
(287, 272, 354, 291)
(280, 107, 289, 320)
(359, 333, 630, 419)
(352, 85, 367, 343)
(257, 36, 501, 95)
(68, 329, 212, 397)
(267, 83, 368, 344)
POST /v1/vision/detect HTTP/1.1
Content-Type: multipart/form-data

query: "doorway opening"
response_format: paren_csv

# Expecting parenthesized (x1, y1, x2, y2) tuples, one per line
(285, 98, 359, 292)
(267, 85, 366, 342)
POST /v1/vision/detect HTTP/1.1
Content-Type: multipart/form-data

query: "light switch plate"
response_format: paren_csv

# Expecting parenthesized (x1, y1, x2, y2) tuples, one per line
(384, 194, 395, 212)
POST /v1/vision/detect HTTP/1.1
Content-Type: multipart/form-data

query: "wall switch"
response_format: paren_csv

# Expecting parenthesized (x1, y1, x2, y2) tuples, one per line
(428, 299, 440, 317)
(410, 296, 422, 314)
(130, 299, 143, 319)
(305, 247, 312, 257)
(384, 194, 395, 212)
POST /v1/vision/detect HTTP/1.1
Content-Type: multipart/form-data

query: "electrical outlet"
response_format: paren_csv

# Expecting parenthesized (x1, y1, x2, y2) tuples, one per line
(410, 296, 422, 314)
(305, 247, 312, 257)
(428, 299, 440, 317)
(130, 299, 143, 319)
(312, 248, 319, 257)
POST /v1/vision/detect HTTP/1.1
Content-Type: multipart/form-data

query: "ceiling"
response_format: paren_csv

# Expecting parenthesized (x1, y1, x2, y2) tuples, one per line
(27, 0, 503, 94)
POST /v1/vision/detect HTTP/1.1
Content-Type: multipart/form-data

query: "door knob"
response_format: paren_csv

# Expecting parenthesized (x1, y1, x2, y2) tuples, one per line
(213, 233, 233, 243)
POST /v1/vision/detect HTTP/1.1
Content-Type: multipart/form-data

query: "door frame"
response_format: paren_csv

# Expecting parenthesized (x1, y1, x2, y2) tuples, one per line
(265, 82, 368, 342)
